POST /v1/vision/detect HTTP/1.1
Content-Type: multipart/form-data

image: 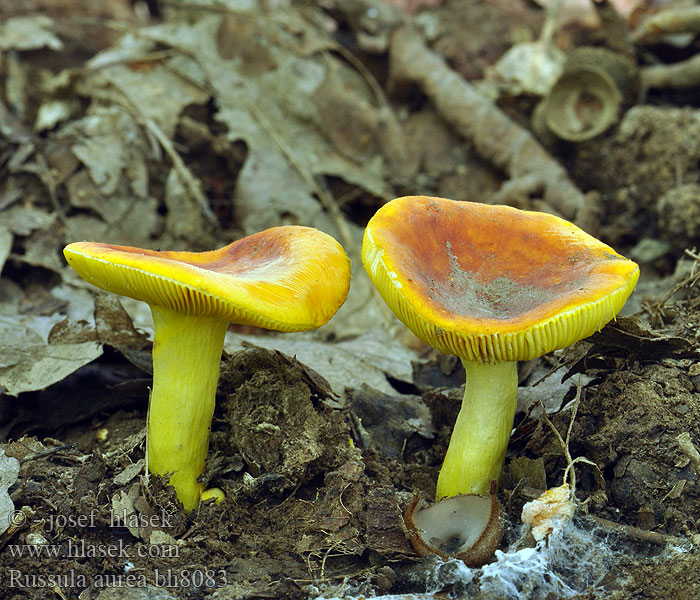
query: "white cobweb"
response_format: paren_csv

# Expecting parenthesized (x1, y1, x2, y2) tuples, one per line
(309, 518, 618, 600)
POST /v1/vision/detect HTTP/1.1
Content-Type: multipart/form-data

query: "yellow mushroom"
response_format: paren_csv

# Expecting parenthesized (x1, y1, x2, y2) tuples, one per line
(64, 226, 350, 511)
(362, 196, 639, 500)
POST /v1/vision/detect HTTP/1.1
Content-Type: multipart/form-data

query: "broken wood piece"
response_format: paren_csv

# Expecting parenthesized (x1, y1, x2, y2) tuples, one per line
(633, 5, 700, 45)
(677, 432, 700, 479)
(389, 25, 585, 222)
(642, 54, 700, 90)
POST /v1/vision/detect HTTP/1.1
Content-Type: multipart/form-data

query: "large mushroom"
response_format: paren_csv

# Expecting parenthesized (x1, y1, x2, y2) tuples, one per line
(64, 226, 350, 511)
(362, 196, 639, 501)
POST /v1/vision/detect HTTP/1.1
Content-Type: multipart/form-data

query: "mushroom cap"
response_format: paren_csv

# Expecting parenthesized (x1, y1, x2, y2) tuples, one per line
(362, 196, 639, 363)
(64, 226, 351, 332)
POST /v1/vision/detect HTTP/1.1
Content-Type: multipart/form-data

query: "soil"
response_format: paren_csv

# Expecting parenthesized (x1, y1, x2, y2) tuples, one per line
(2, 1, 700, 599)
(4, 322, 700, 599)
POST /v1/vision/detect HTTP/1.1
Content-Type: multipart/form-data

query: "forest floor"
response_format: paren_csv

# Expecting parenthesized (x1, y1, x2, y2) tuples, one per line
(1, 0, 700, 598)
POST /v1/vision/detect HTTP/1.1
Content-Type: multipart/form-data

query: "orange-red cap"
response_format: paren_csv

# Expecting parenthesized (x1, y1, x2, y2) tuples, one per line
(65, 226, 351, 331)
(362, 196, 639, 363)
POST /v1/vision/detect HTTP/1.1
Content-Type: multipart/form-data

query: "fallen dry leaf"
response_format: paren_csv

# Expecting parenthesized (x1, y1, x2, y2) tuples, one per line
(0, 449, 20, 535)
(0, 15, 63, 51)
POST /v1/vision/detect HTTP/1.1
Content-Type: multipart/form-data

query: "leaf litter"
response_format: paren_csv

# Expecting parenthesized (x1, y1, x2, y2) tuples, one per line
(1, 0, 700, 598)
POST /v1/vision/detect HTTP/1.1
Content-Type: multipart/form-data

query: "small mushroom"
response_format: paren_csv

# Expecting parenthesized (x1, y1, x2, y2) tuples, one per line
(363, 196, 638, 558)
(363, 196, 638, 499)
(64, 226, 350, 511)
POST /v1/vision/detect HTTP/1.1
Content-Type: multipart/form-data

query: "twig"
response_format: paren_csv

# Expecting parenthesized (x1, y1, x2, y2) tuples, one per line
(31, 153, 70, 228)
(588, 514, 688, 547)
(68, 18, 218, 228)
(540, 383, 581, 492)
(529, 355, 576, 387)
(239, 97, 355, 253)
(139, 115, 218, 227)
(538, 380, 604, 497)
(677, 432, 700, 479)
(389, 25, 585, 222)
(653, 248, 700, 311)
(642, 54, 700, 90)
(19, 444, 77, 463)
(103, 19, 356, 252)
(633, 5, 700, 44)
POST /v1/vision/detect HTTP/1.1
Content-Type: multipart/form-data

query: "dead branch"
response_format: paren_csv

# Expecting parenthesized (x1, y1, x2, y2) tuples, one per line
(652, 248, 700, 312)
(588, 514, 689, 547)
(633, 6, 700, 45)
(642, 54, 700, 90)
(389, 25, 585, 222)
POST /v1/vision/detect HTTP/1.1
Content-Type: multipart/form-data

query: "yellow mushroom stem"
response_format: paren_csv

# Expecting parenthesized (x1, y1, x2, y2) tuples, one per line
(147, 306, 229, 511)
(436, 360, 517, 500)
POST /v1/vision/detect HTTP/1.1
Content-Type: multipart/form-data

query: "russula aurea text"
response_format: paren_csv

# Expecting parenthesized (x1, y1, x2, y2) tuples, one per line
(362, 196, 639, 500)
(64, 226, 350, 511)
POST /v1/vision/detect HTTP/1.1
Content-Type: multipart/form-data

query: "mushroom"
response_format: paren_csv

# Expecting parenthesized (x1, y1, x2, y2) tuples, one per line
(64, 226, 351, 511)
(362, 196, 639, 501)
(403, 482, 504, 567)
